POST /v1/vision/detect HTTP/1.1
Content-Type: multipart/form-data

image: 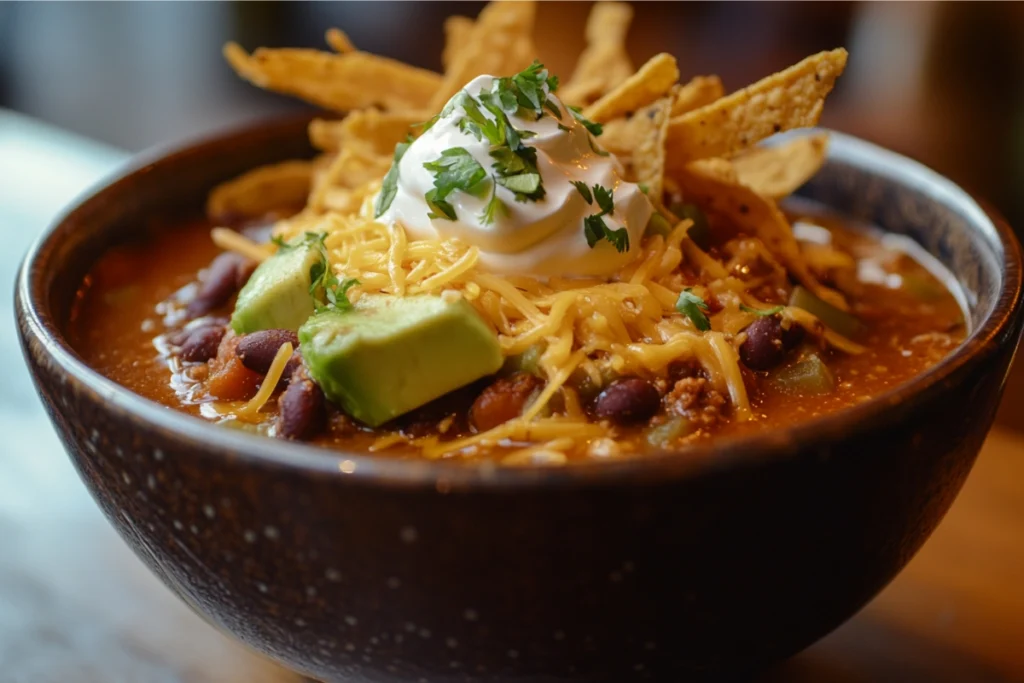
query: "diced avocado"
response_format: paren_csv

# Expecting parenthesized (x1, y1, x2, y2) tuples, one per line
(231, 235, 324, 334)
(298, 294, 503, 427)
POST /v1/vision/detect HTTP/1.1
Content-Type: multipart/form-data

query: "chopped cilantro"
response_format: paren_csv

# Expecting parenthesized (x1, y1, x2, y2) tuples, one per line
(676, 289, 711, 331)
(740, 304, 785, 317)
(270, 235, 288, 249)
(583, 215, 629, 252)
(593, 184, 614, 214)
(374, 137, 412, 217)
(480, 185, 508, 225)
(306, 233, 359, 312)
(495, 173, 541, 196)
(424, 147, 488, 198)
(571, 180, 593, 204)
(568, 105, 603, 137)
(638, 183, 650, 195)
(579, 183, 628, 253)
(425, 188, 458, 221)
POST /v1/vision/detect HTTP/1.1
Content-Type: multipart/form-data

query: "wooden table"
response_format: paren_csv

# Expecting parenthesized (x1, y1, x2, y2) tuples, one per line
(2, 111, 1022, 682)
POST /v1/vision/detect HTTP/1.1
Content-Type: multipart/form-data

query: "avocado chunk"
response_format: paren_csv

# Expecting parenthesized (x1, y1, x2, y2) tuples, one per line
(231, 234, 324, 334)
(299, 294, 503, 427)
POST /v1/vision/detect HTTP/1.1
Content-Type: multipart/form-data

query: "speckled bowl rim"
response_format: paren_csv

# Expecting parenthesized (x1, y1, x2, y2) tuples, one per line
(16, 119, 1024, 489)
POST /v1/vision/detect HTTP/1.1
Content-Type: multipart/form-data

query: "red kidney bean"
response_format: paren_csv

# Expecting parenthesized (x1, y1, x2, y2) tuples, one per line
(740, 316, 803, 370)
(179, 325, 227, 363)
(667, 359, 706, 382)
(235, 329, 300, 375)
(278, 366, 327, 441)
(594, 377, 660, 424)
(187, 252, 256, 318)
(470, 372, 543, 432)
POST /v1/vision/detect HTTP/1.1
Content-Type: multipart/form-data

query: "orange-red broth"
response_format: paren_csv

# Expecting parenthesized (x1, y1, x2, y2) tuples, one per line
(69, 210, 965, 463)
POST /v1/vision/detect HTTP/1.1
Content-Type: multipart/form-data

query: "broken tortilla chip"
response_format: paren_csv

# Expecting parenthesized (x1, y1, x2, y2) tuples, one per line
(325, 28, 355, 53)
(732, 133, 829, 200)
(428, 1, 537, 111)
(224, 43, 442, 113)
(673, 160, 849, 311)
(308, 147, 391, 213)
(584, 53, 679, 123)
(666, 49, 847, 166)
(558, 2, 635, 107)
(628, 97, 673, 199)
(309, 110, 423, 155)
(442, 16, 476, 72)
(207, 160, 314, 221)
(670, 75, 725, 117)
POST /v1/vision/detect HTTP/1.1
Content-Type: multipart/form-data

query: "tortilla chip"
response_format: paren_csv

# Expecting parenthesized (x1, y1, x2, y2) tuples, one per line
(309, 110, 423, 155)
(442, 16, 475, 71)
(584, 53, 679, 123)
(428, 1, 537, 111)
(628, 97, 673, 199)
(325, 28, 356, 53)
(207, 161, 314, 220)
(732, 133, 829, 200)
(224, 43, 442, 113)
(559, 2, 635, 107)
(665, 49, 847, 166)
(673, 161, 849, 311)
(308, 147, 391, 213)
(670, 75, 724, 117)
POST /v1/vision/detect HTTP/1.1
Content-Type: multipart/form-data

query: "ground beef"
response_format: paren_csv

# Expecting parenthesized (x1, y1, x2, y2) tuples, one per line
(665, 377, 728, 430)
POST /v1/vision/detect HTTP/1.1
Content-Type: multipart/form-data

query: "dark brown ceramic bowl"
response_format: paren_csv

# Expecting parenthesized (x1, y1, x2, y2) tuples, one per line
(16, 116, 1024, 683)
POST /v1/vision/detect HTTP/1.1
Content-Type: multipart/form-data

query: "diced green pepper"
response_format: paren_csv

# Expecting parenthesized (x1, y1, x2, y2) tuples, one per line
(645, 212, 673, 237)
(670, 202, 711, 250)
(789, 286, 862, 338)
(645, 417, 697, 447)
(769, 354, 835, 395)
(502, 342, 545, 376)
(901, 272, 946, 302)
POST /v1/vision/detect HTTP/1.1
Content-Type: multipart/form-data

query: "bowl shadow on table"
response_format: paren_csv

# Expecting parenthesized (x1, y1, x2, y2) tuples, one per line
(761, 613, 1012, 683)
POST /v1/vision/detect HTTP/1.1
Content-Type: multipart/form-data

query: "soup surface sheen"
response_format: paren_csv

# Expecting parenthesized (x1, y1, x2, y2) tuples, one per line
(69, 205, 965, 464)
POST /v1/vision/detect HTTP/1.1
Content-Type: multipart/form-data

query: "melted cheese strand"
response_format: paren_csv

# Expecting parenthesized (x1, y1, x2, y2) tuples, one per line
(235, 342, 293, 420)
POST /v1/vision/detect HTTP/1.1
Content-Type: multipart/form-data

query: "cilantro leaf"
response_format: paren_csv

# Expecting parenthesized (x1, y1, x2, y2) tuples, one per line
(740, 304, 785, 317)
(374, 138, 412, 217)
(496, 173, 541, 196)
(423, 147, 488, 200)
(509, 61, 557, 120)
(271, 235, 288, 249)
(593, 184, 615, 215)
(305, 234, 359, 313)
(568, 105, 604, 137)
(588, 136, 610, 157)
(322, 277, 360, 312)
(638, 183, 650, 195)
(583, 215, 605, 248)
(583, 215, 630, 253)
(459, 93, 504, 145)
(604, 226, 629, 252)
(676, 289, 712, 331)
(480, 185, 508, 225)
(580, 184, 627, 252)
(571, 181, 593, 204)
(425, 189, 457, 221)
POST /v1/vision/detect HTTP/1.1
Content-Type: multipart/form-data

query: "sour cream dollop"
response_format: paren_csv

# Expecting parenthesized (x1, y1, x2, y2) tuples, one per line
(377, 75, 652, 278)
